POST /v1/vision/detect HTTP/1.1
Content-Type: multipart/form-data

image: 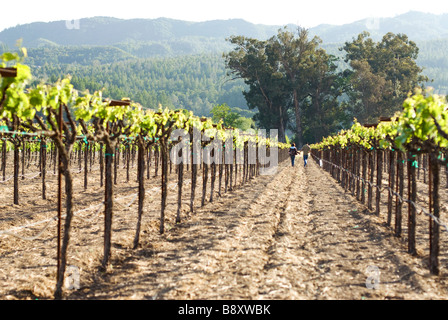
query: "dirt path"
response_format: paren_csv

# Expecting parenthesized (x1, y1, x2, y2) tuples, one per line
(64, 157, 448, 300)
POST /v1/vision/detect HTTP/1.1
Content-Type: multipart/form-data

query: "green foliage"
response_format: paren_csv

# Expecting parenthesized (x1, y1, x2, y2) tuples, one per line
(342, 31, 429, 124)
(25, 46, 136, 66)
(234, 116, 254, 131)
(27, 53, 248, 118)
(313, 89, 448, 156)
(0, 49, 290, 153)
(224, 28, 347, 144)
(209, 103, 252, 129)
(0, 51, 32, 121)
(395, 89, 448, 151)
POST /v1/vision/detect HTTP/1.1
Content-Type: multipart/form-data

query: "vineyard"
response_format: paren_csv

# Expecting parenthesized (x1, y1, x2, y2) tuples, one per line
(0, 50, 289, 299)
(2, 50, 448, 301)
(311, 91, 448, 277)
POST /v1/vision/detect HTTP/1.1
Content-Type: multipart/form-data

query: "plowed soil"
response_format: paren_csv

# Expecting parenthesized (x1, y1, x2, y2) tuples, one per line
(1, 154, 447, 300)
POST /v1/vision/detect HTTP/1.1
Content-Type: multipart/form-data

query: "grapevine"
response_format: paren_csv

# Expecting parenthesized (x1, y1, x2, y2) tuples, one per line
(312, 88, 448, 275)
(0, 49, 290, 299)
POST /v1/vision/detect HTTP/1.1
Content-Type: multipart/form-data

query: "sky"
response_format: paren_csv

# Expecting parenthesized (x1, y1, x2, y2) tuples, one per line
(2, 0, 448, 32)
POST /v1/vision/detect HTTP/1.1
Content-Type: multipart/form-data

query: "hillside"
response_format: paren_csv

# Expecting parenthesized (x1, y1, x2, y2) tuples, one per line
(310, 11, 448, 43)
(3, 12, 448, 50)
(32, 53, 249, 117)
(0, 17, 282, 56)
(2, 12, 448, 114)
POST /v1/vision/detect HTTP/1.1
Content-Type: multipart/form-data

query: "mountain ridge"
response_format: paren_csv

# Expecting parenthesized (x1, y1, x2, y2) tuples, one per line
(2, 11, 448, 50)
(309, 11, 448, 43)
(0, 16, 284, 49)
(2, 11, 448, 106)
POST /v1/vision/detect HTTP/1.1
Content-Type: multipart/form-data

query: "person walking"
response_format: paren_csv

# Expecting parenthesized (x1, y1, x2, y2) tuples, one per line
(301, 143, 311, 167)
(289, 143, 299, 167)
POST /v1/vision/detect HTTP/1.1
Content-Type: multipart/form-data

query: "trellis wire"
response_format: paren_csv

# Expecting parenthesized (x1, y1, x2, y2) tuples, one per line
(312, 148, 447, 275)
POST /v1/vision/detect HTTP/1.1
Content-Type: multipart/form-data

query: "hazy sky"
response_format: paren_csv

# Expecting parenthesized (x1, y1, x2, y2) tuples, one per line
(2, 0, 448, 32)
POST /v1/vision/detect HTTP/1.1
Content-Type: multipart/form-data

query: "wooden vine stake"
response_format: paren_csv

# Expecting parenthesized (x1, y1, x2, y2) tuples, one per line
(429, 152, 440, 275)
(12, 117, 20, 205)
(56, 102, 63, 295)
(190, 126, 199, 213)
(386, 149, 395, 226)
(395, 151, 404, 237)
(176, 145, 184, 223)
(407, 152, 417, 256)
(375, 149, 383, 216)
(40, 137, 47, 200)
(160, 126, 169, 234)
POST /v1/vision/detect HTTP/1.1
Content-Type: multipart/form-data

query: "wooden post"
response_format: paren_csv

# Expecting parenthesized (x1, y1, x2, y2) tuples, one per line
(362, 150, 367, 204)
(395, 151, 404, 237)
(133, 138, 146, 249)
(368, 150, 374, 211)
(356, 148, 361, 201)
(407, 152, 417, 255)
(376, 149, 383, 216)
(429, 152, 440, 275)
(41, 138, 47, 200)
(57, 103, 63, 283)
(0, 67, 17, 78)
(176, 151, 183, 223)
(84, 140, 88, 189)
(387, 150, 395, 226)
(160, 132, 168, 234)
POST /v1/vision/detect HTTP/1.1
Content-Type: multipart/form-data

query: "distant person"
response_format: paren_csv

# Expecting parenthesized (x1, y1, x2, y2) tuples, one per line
(289, 143, 299, 167)
(301, 143, 311, 167)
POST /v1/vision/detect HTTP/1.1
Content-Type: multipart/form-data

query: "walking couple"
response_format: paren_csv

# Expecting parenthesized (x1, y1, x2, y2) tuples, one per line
(289, 143, 311, 168)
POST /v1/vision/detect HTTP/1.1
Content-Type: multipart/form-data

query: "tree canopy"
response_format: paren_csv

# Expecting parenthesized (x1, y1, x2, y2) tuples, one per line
(342, 31, 429, 124)
(224, 27, 347, 145)
(224, 29, 429, 144)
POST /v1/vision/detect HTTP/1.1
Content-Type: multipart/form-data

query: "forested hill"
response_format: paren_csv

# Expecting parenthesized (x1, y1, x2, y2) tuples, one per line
(35, 53, 250, 117)
(2, 11, 448, 51)
(0, 17, 283, 56)
(2, 12, 448, 117)
(309, 11, 448, 43)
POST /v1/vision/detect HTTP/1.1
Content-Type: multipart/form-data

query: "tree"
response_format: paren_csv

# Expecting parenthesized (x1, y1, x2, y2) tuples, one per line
(225, 28, 346, 145)
(302, 51, 350, 143)
(267, 27, 323, 146)
(224, 36, 290, 142)
(210, 103, 254, 130)
(234, 116, 254, 131)
(210, 103, 240, 127)
(342, 31, 429, 123)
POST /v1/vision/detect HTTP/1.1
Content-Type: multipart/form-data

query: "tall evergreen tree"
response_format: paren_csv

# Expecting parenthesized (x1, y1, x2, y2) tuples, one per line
(224, 36, 290, 142)
(342, 31, 429, 123)
(225, 28, 346, 144)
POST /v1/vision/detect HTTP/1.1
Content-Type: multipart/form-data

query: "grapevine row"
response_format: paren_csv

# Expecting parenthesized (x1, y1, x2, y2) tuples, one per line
(1, 50, 289, 299)
(311, 88, 448, 276)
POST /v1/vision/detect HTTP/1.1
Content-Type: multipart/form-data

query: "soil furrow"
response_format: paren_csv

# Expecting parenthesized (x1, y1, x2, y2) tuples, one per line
(1, 154, 448, 300)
